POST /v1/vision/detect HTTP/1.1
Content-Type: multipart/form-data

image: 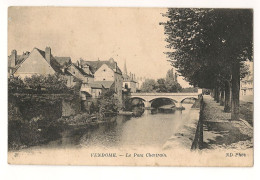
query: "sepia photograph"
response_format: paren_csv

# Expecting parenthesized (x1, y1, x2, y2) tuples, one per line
(7, 7, 253, 166)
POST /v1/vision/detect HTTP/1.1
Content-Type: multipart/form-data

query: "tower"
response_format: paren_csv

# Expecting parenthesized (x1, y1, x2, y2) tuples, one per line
(45, 47, 51, 64)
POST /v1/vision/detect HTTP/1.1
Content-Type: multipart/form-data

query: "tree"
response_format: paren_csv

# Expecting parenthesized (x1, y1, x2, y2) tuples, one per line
(97, 89, 119, 119)
(8, 76, 25, 93)
(156, 78, 167, 92)
(161, 9, 253, 120)
(165, 78, 182, 92)
(140, 79, 157, 92)
(24, 73, 69, 93)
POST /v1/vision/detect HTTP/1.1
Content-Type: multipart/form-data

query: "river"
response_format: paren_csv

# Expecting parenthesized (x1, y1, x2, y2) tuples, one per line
(44, 104, 194, 151)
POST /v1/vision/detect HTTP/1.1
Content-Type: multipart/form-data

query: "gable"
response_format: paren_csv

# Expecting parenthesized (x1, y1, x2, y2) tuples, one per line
(14, 49, 55, 77)
(67, 64, 85, 79)
(94, 64, 115, 81)
(95, 64, 114, 75)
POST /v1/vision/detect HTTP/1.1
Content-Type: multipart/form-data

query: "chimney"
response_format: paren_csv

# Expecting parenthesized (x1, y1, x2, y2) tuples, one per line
(83, 65, 90, 74)
(109, 58, 114, 63)
(45, 47, 51, 64)
(175, 72, 178, 82)
(10, 50, 17, 67)
(114, 62, 117, 71)
(124, 60, 127, 75)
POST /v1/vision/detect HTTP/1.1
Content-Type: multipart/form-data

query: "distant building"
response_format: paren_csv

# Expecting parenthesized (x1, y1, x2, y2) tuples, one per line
(136, 76, 147, 91)
(240, 61, 253, 96)
(79, 58, 123, 105)
(122, 61, 137, 93)
(8, 47, 77, 87)
(80, 83, 104, 100)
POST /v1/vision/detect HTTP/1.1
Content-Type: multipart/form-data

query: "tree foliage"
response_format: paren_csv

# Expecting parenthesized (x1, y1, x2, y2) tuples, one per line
(161, 8, 253, 88)
(8, 76, 25, 93)
(24, 74, 69, 93)
(8, 74, 75, 94)
(140, 79, 157, 92)
(97, 89, 119, 118)
(161, 8, 253, 120)
(140, 76, 182, 93)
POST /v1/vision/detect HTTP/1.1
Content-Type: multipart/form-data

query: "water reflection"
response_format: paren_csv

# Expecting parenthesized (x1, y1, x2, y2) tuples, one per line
(44, 104, 193, 150)
(80, 104, 192, 149)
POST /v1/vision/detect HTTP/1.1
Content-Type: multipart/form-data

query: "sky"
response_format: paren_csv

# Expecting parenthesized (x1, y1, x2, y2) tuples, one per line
(8, 7, 191, 87)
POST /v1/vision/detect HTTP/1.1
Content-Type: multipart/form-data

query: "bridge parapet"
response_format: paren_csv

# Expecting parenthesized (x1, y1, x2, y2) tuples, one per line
(130, 92, 201, 107)
(131, 92, 199, 96)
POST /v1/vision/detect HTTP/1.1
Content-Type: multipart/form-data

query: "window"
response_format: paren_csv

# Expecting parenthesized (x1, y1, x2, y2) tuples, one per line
(103, 69, 106, 72)
(103, 78, 106, 81)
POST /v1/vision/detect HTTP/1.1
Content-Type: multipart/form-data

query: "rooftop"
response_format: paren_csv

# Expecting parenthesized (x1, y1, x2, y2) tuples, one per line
(80, 58, 122, 75)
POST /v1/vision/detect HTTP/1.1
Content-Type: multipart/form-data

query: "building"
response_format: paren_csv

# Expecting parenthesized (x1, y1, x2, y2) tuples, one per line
(8, 47, 78, 87)
(79, 58, 123, 105)
(240, 61, 253, 98)
(122, 61, 137, 93)
(65, 62, 94, 84)
(135, 76, 147, 91)
(80, 83, 104, 100)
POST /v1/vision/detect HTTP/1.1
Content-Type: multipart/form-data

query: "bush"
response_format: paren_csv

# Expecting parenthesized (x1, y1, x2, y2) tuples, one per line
(24, 73, 69, 93)
(8, 76, 25, 93)
(97, 89, 118, 119)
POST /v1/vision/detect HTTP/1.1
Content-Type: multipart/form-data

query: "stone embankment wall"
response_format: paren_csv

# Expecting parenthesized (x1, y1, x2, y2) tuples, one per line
(162, 96, 203, 150)
(8, 93, 81, 150)
(9, 93, 81, 121)
(191, 96, 204, 149)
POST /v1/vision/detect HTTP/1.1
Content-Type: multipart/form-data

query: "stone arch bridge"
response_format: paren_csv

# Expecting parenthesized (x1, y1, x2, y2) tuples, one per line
(130, 92, 200, 108)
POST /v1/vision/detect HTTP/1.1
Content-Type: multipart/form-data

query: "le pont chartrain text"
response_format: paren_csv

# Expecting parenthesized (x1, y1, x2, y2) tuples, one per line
(91, 153, 167, 158)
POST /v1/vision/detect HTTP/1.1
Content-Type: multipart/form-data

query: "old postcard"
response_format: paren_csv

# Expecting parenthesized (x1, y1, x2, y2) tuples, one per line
(8, 7, 253, 166)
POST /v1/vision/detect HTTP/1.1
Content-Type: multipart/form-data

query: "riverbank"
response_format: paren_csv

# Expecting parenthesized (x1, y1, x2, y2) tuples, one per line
(8, 111, 117, 151)
(201, 95, 253, 150)
(162, 103, 201, 150)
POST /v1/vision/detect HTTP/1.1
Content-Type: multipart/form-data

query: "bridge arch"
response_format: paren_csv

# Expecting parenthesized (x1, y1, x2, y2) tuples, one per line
(130, 92, 200, 108)
(149, 97, 178, 103)
(129, 97, 146, 102)
(180, 97, 198, 103)
(149, 97, 177, 109)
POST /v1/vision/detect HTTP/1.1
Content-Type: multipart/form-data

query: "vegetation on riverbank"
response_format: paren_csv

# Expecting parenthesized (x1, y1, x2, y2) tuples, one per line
(8, 75, 119, 150)
(240, 102, 253, 126)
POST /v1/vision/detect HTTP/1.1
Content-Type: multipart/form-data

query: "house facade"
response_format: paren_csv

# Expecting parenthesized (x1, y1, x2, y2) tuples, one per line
(9, 47, 124, 109)
(80, 83, 103, 99)
(8, 47, 79, 87)
(80, 58, 123, 106)
(10, 47, 58, 79)
(240, 61, 253, 97)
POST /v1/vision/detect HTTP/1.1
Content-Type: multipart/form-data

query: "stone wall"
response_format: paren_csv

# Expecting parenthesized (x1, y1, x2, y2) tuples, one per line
(9, 93, 81, 121)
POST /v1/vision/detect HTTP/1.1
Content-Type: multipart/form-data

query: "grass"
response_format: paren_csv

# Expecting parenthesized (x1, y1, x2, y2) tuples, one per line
(239, 101, 253, 126)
